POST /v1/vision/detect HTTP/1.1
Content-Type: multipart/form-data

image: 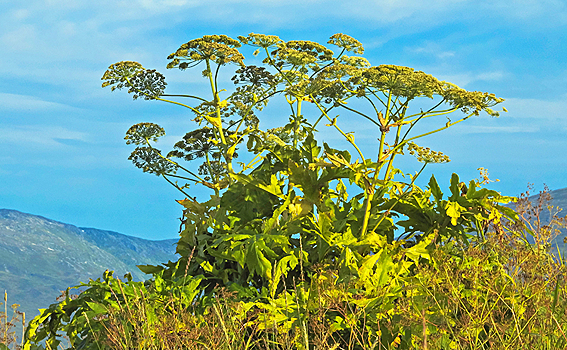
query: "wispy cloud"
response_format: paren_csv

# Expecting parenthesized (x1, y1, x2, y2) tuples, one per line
(0, 93, 84, 112)
(444, 97, 567, 135)
(0, 125, 89, 147)
(435, 71, 505, 88)
(408, 42, 456, 59)
(452, 125, 540, 134)
(1, 24, 36, 51)
(1, 0, 565, 92)
(479, 0, 567, 26)
(503, 98, 567, 120)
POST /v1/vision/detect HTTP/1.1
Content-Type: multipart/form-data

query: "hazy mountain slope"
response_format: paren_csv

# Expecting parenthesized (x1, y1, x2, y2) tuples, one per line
(0, 209, 179, 319)
(541, 188, 567, 249)
(74, 227, 177, 273)
(509, 187, 567, 250)
(546, 188, 567, 223)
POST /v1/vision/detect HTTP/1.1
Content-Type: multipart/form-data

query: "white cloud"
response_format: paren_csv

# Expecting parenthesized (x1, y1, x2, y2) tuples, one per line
(11, 8, 30, 20)
(1, 24, 36, 51)
(452, 125, 540, 134)
(407, 42, 456, 59)
(475, 72, 504, 81)
(0, 0, 564, 92)
(503, 98, 567, 120)
(479, 0, 567, 25)
(0, 125, 89, 147)
(436, 71, 505, 88)
(0, 93, 83, 112)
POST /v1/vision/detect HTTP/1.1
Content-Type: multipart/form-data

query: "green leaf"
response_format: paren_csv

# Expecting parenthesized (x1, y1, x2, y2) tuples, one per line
(24, 308, 52, 345)
(359, 231, 388, 249)
(496, 204, 519, 221)
(449, 173, 460, 200)
(405, 234, 433, 262)
(22, 344, 45, 350)
(246, 242, 272, 279)
(466, 179, 477, 198)
(270, 254, 298, 298)
(329, 315, 348, 332)
(85, 301, 108, 315)
(230, 173, 284, 198)
(372, 249, 395, 288)
(255, 238, 277, 259)
(154, 274, 165, 292)
(428, 175, 443, 202)
(445, 201, 466, 226)
(137, 264, 164, 275)
(201, 260, 213, 272)
(466, 187, 503, 201)
(552, 277, 562, 313)
(358, 250, 382, 283)
(180, 278, 203, 304)
(338, 247, 359, 281)
(263, 193, 292, 234)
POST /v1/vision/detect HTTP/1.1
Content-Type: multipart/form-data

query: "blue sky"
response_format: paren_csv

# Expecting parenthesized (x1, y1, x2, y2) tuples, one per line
(1, 0, 566, 240)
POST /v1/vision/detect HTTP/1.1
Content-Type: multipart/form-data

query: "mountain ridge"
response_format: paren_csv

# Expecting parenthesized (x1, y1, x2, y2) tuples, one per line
(0, 208, 179, 320)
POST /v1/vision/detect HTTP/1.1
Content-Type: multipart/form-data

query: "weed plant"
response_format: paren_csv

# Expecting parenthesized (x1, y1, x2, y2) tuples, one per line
(12, 33, 567, 349)
(0, 291, 25, 350)
(98, 189, 566, 350)
(7, 187, 564, 349)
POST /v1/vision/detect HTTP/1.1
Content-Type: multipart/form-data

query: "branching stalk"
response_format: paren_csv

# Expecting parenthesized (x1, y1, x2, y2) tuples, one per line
(360, 90, 393, 236)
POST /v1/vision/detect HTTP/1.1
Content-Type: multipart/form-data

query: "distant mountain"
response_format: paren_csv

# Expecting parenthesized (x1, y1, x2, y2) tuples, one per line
(543, 188, 567, 224)
(509, 187, 567, 251)
(0, 209, 179, 320)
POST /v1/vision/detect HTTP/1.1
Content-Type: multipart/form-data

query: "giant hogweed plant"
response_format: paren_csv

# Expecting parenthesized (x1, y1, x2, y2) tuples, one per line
(24, 34, 518, 349)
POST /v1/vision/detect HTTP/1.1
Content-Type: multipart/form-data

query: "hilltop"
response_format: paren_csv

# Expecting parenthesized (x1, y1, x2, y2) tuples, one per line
(0, 209, 179, 319)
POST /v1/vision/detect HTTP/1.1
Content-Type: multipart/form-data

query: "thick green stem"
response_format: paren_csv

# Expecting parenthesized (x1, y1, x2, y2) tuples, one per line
(204, 153, 220, 197)
(294, 98, 303, 148)
(360, 90, 393, 236)
(376, 90, 393, 180)
(205, 60, 232, 174)
(383, 125, 403, 181)
(405, 113, 472, 143)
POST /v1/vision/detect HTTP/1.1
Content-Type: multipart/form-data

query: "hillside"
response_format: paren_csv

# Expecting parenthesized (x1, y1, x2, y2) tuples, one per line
(509, 187, 567, 251)
(0, 209, 179, 320)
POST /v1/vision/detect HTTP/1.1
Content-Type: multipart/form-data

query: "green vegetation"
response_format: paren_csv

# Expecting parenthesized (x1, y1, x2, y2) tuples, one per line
(10, 33, 567, 349)
(0, 292, 25, 350)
